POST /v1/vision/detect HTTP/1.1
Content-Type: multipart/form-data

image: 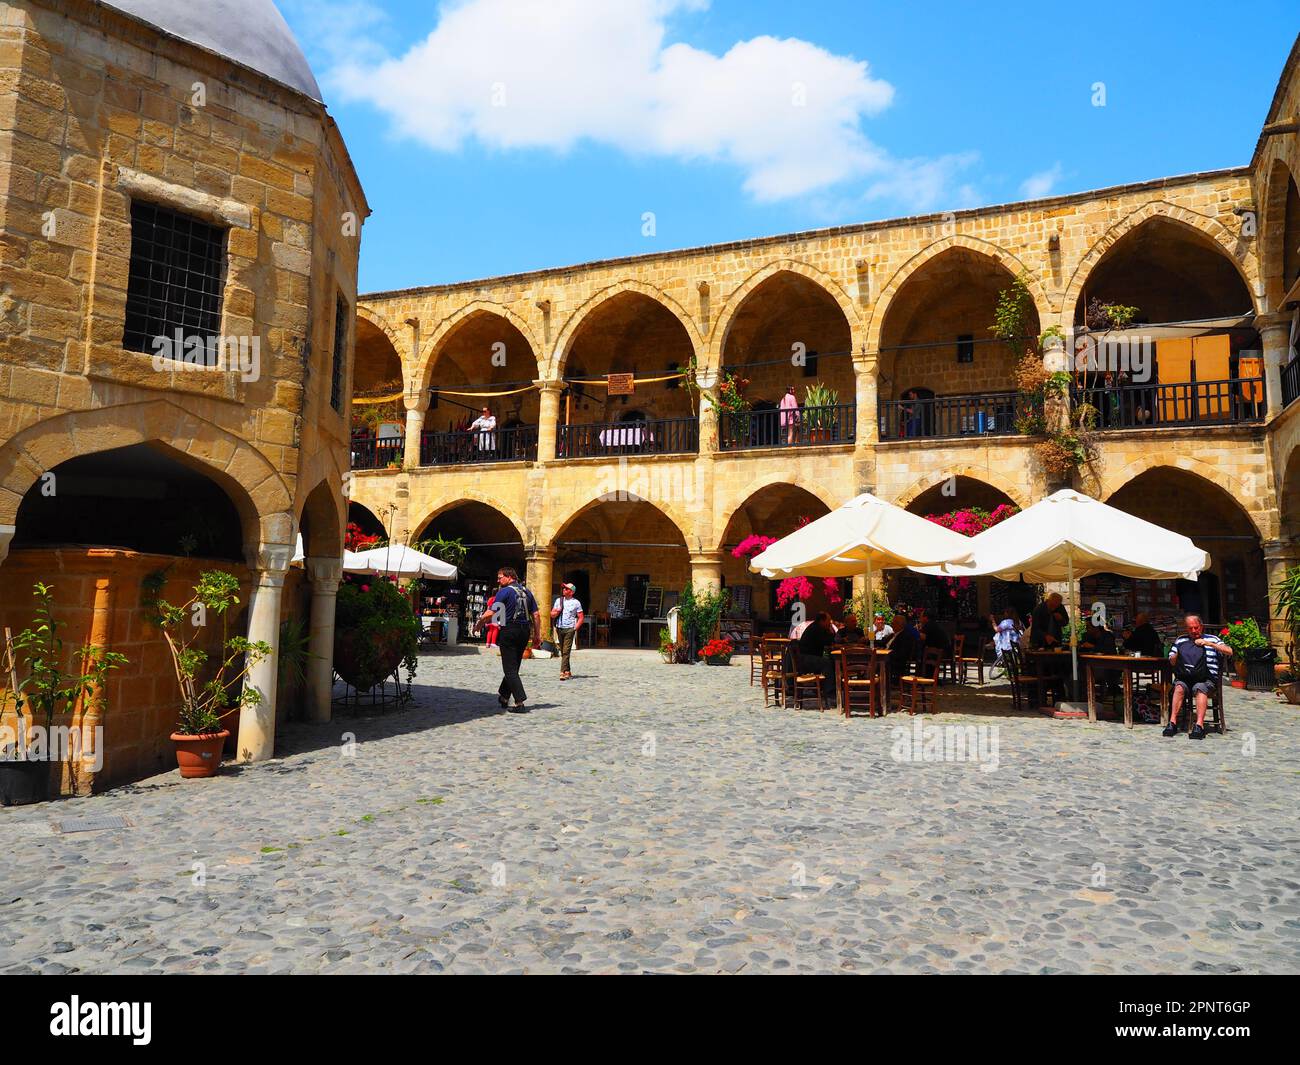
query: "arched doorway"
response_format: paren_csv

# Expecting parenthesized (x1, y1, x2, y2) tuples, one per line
(422, 310, 540, 465)
(346, 501, 389, 548)
(720, 483, 836, 633)
(351, 315, 405, 469)
(1072, 218, 1259, 429)
(559, 292, 698, 458)
(899, 477, 1029, 632)
(413, 501, 525, 641)
(878, 248, 1035, 440)
(719, 271, 854, 449)
(552, 497, 689, 647)
(1106, 468, 1264, 630)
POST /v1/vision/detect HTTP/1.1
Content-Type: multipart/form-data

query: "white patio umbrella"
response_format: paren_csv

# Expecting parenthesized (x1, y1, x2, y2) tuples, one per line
(349, 543, 458, 580)
(914, 488, 1209, 687)
(290, 533, 373, 574)
(747, 492, 977, 615)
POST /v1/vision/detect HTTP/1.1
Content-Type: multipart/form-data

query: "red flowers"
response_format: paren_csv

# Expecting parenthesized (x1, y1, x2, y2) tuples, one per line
(345, 521, 381, 552)
(360, 584, 370, 592)
(700, 638, 734, 660)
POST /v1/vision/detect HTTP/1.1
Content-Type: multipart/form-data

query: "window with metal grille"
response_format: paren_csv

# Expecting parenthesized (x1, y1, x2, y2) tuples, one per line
(330, 294, 348, 411)
(122, 200, 226, 357)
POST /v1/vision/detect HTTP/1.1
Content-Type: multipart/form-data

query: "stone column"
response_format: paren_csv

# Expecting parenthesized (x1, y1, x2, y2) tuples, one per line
(0, 524, 14, 566)
(305, 557, 343, 723)
(1259, 318, 1292, 421)
(403, 389, 429, 469)
(237, 543, 292, 762)
(1262, 538, 1300, 654)
(855, 356, 878, 445)
(526, 546, 556, 609)
(695, 369, 719, 455)
(536, 380, 562, 463)
(690, 551, 724, 595)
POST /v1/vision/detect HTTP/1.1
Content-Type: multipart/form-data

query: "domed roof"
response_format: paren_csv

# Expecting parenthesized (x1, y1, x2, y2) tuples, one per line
(100, 0, 322, 102)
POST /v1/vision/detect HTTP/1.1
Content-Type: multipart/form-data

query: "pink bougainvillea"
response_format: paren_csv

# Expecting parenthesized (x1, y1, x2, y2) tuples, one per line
(740, 514, 842, 612)
(924, 504, 1018, 596)
(732, 534, 777, 560)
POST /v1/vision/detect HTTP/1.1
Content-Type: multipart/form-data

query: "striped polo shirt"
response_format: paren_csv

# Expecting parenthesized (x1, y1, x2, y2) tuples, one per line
(1169, 634, 1227, 679)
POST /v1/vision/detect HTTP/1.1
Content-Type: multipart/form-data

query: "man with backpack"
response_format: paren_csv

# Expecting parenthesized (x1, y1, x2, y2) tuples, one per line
(480, 567, 541, 713)
(1163, 614, 1232, 740)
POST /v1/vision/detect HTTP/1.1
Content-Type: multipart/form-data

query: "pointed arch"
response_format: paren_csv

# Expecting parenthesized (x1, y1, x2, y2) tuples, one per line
(415, 301, 543, 393)
(356, 303, 409, 364)
(412, 492, 530, 548)
(1101, 456, 1272, 541)
(0, 400, 293, 548)
(549, 280, 704, 379)
(708, 259, 862, 373)
(713, 473, 841, 551)
(892, 468, 1031, 513)
(1261, 156, 1300, 310)
(867, 236, 1049, 356)
(1061, 202, 1261, 329)
(545, 491, 697, 552)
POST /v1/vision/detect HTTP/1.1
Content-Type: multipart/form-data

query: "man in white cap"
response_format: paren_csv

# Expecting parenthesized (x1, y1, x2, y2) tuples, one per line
(551, 582, 585, 680)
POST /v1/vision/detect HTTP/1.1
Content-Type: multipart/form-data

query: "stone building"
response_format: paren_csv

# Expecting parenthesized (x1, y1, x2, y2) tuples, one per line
(352, 38, 1300, 650)
(0, 0, 366, 790)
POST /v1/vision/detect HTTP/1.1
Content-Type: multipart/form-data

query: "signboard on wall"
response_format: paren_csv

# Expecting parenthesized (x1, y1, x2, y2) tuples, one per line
(607, 373, 635, 395)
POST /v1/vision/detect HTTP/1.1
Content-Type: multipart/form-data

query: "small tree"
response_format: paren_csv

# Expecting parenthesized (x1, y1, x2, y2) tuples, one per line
(152, 570, 270, 736)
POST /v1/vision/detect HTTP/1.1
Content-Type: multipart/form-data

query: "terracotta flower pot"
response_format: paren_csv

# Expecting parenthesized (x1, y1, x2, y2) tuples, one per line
(171, 729, 230, 778)
(704, 657, 731, 666)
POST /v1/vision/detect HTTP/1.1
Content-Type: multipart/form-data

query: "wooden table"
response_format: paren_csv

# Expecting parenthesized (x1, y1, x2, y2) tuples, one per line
(1081, 653, 1170, 729)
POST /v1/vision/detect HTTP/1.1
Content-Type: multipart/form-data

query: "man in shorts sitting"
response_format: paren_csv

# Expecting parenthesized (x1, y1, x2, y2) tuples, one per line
(1163, 613, 1231, 740)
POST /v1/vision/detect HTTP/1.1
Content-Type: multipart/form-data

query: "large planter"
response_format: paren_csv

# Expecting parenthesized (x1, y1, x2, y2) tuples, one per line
(334, 628, 404, 691)
(0, 759, 50, 806)
(171, 729, 230, 779)
(704, 657, 732, 666)
(1279, 681, 1300, 705)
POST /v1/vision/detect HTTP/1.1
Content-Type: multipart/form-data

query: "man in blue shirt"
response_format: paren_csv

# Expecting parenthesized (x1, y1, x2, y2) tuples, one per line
(1163, 614, 1231, 740)
(479, 567, 540, 713)
(550, 582, 585, 680)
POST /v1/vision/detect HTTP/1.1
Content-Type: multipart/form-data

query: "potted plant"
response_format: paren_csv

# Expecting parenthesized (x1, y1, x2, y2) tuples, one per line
(699, 637, 734, 665)
(154, 570, 270, 778)
(658, 628, 688, 664)
(1274, 667, 1300, 704)
(1273, 564, 1300, 669)
(333, 576, 419, 693)
(2, 582, 127, 805)
(676, 584, 730, 662)
(803, 381, 838, 442)
(1219, 618, 1267, 688)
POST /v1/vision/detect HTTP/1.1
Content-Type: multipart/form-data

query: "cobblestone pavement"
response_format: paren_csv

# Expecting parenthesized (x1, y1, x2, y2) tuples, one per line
(2, 647, 1298, 974)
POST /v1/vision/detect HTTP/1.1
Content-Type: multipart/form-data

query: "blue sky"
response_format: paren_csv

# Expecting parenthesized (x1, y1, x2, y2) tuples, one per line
(280, 0, 1297, 294)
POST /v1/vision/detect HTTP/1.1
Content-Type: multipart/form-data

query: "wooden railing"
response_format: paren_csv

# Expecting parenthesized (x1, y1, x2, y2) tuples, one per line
(718, 403, 855, 450)
(350, 432, 403, 470)
(1072, 377, 1265, 429)
(877, 392, 1025, 441)
(419, 424, 538, 465)
(559, 417, 698, 458)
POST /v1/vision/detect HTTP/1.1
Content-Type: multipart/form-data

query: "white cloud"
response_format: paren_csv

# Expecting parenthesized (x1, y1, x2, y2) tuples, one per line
(1020, 163, 1064, 199)
(325, 0, 978, 204)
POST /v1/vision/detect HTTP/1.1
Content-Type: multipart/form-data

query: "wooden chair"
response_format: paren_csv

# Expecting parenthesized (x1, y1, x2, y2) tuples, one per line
(958, 637, 987, 684)
(594, 612, 610, 648)
(1165, 672, 1227, 734)
(838, 646, 883, 718)
(1006, 645, 1057, 712)
(898, 646, 943, 715)
(748, 625, 764, 686)
(759, 636, 788, 707)
(941, 634, 964, 683)
(791, 646, 830, 712)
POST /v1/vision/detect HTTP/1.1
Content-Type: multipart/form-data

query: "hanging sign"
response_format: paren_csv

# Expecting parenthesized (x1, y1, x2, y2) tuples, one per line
(607, 372, 635, 395)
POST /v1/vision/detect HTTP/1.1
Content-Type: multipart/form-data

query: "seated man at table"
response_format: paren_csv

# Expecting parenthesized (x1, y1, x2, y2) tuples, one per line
(1080, 618, 1116, 654)
(870, 613, 894, 645)
(797, 611, 838, 701)
(887, 612, 923, 680)
(835, 611, 866, 644)
(1163, 614, 1231, 740)
(1121, 612, 1162, 657)
(1029, 592, 1068, 649)
(918, 608, 951, 654)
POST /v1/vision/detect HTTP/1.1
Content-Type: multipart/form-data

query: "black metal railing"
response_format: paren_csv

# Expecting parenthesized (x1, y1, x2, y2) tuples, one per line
(559, 417, 698, 459)
(878, 391, 1025, 441)
(1283, 360, 1300, 410)
(1072, 377, 1266, 429)
(420, 423, 538, 465)
(718, 403, 855, 450)
(350, 432, 403, 470)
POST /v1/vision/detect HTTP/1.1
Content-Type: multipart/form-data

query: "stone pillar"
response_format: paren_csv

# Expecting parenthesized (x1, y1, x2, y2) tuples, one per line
(0, 524, 14, 566)
(403, 390, 429, 469)
(237, 543, 292, 762)
(690, 551, 724, 595)
(305, 557, 342, 723)
(536, 380, 562, 463)
(526, 546, 556, 610)
(1262, 538, 1300, 654)
(1259, 318, 1292, 421)
(855, 356, 878, 445)
(696, 369, 719, 455)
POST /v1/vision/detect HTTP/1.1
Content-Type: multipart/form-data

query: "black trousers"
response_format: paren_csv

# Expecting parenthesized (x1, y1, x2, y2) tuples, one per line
(497, 623, 531, 703)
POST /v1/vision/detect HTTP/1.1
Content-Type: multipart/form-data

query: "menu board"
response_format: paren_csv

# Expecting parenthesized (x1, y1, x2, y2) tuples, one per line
(644, 586, 664, 619)
(607, 586, 627, 618)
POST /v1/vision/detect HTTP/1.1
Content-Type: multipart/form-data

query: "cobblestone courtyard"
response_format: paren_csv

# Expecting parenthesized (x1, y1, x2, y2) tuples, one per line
(2, 648, 1298, 974)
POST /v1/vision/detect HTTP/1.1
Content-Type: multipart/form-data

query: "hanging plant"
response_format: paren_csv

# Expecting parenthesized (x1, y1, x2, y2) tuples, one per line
(924, 505, 1019, 596)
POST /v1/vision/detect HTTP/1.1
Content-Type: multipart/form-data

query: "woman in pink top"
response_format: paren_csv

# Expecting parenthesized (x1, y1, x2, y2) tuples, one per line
(778, 386, 800, 445)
